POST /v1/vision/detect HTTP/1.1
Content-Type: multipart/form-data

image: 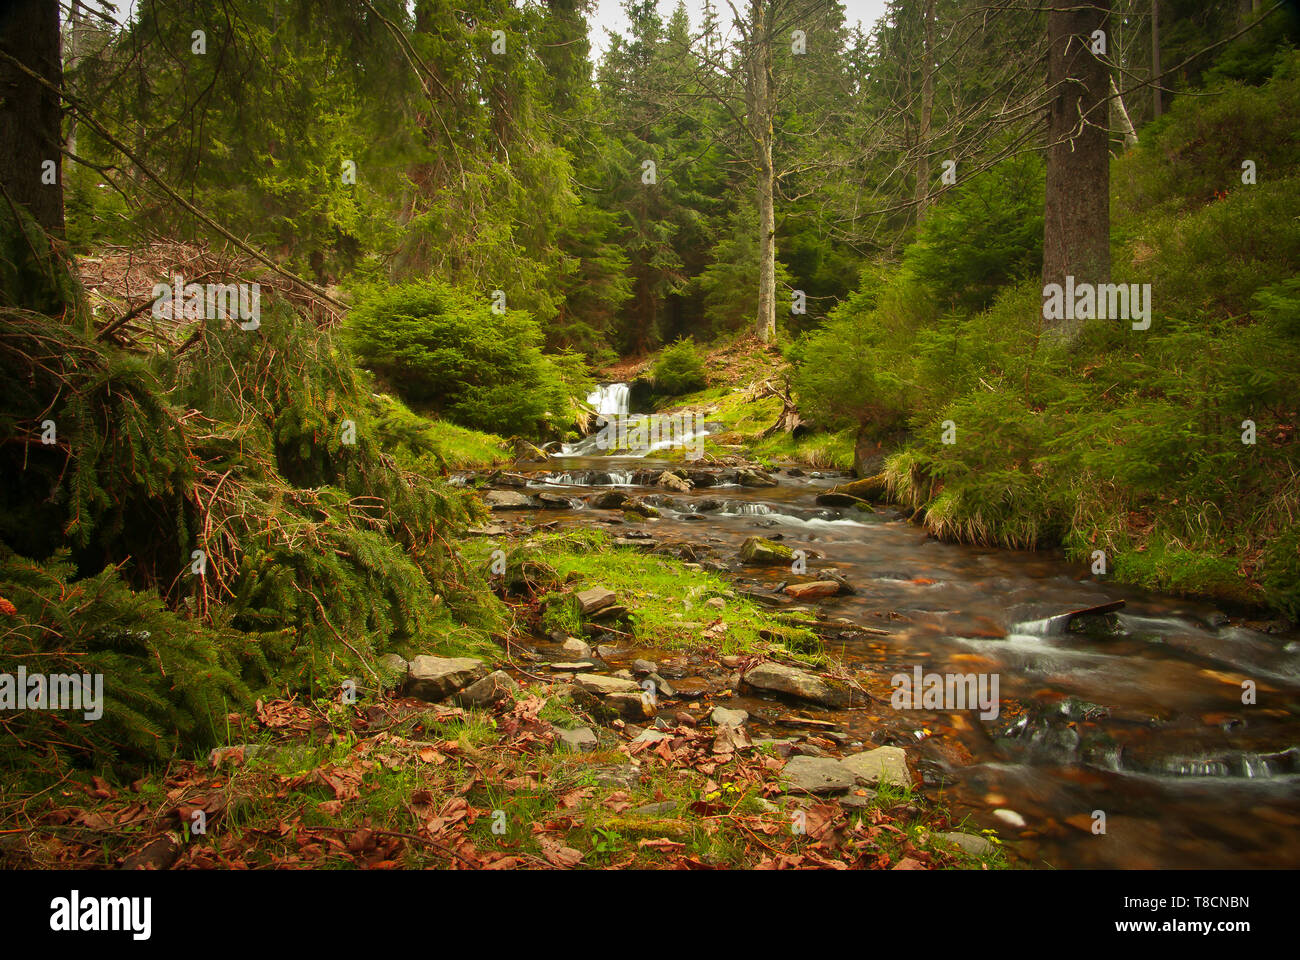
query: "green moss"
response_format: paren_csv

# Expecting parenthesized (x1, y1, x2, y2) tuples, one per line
(466, 530, 821, 660)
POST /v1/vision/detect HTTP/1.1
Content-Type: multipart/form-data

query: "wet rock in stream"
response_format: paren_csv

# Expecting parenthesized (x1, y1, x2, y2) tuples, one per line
(743, 661, 850, 707)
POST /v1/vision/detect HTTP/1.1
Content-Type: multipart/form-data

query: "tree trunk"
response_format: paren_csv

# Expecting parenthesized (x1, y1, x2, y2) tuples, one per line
(915, 0, 936, 222)
(1110, 76, 1138, 148)
(1151, 0, 1162, 119)
(753, 2, 776, 343)
(1042, 0, 1111, 340)
(0, 0, 64, 237)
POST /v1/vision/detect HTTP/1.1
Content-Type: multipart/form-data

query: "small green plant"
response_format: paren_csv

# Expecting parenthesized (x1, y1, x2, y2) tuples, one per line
(652, 338, 709, 396)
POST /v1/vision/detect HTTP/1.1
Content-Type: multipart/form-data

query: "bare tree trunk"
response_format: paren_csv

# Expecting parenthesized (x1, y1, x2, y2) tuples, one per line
(1042, 0, 1111, 340)
(915, 0, 936, 222)
(1110, 76, 1138, 148)
(0, 0, 64, 236)
(752, 1, 776, 343)
(1151, 0, 1162, 119)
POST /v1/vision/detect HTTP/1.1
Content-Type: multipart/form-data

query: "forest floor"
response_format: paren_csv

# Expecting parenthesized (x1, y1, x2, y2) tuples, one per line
(3, 688, 1003, 871)
(1, 527, 1003, 871)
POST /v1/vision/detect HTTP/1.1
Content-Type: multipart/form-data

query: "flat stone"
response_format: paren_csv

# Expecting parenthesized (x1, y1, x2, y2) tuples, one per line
(631, 658, 658, 675)
(632, 801, 677, 816)
(644, 673, 676, 699)
(668, 676, 710, 698)
(549, 661, 595, 672)
(575, 587, 617, 615)
(790, 742, 829, 758)
(484, 489, 535, 510)
(839, 789, 877, 810)
(572, 673, 641, 696)
(454, 669, 519, 707)
(743, 661, 849, 707)
(940, 831, 996, 857)
(593, 764, 640, 789)
(407, 656, 489, 701)
(554, 726, 598, 753)
(840, 746, 911, 788)
(711, 707, 749, 727)
(781, 755, 855, 795)
(783, 580, 841, 600)
(631, 729, 670, 745)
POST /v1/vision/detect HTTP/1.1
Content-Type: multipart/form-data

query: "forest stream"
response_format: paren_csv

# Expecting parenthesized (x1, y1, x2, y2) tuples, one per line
(468, 386, 1300, 870)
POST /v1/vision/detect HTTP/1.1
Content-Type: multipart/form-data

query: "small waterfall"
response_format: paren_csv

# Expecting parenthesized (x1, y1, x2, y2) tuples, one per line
(587, 383, 630, 418)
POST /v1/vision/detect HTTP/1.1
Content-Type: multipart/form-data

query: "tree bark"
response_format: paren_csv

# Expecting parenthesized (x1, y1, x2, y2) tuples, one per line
(915, 0, 936, 222)
(1110, 75, 1138, 148)
(752, 0, 776, 343)
(1151, 0, 1162, 119)
(0, 0, 64, 236)
(1042, 0, 1111, 340)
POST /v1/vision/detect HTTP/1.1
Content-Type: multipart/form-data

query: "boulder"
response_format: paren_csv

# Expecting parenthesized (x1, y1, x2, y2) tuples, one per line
(591, 490, 629, 510)
(833, 475, 887, 501)
(512, 438, 549, 462)
(739, 536, 795, 564)
(623, 498, 660, 518)
(737, 468, 779, 487)
(840, 746, 911, 788)
(781, 756, 855, 795)
(656, 471, 693, 493)
(407, 656, 489, 701)
(536, 492, 574, 509)
(743, 661, 849, 707)
(454, 670, 519, 707)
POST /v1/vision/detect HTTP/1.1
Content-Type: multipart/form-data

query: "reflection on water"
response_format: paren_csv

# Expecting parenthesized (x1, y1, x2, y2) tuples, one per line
(493, 455, 1300, 868)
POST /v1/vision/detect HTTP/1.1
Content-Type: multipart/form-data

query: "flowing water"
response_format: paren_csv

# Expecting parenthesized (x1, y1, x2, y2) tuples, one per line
(481, 390, 1300, 868)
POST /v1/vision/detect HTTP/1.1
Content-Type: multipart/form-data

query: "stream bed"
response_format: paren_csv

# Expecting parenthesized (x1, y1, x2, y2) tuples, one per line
(470, 450, 1300, 868)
